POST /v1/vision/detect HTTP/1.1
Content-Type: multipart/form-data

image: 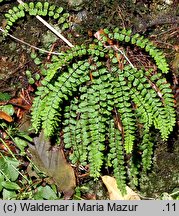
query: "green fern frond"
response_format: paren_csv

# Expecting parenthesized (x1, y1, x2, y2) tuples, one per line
(106, 28, 169, 73)
(41, 61, 91, 137)
(128, 155, 140, 187)
(112, 73, 136, 153)
(108, 119, 126, 194)
(3, 2, 70, 35)
(140, 128, 154, 172)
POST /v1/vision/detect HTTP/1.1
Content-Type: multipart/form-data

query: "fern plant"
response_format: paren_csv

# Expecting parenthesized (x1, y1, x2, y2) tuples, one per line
(31, 28, 175, 194)
(2, 1, 176, 194)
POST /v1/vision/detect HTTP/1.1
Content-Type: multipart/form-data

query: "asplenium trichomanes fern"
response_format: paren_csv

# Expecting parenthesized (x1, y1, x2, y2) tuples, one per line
(2, 1, 176, 194)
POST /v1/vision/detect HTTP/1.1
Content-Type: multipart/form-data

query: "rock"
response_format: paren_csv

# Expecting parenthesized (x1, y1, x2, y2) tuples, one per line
(68, 0, 84, 11)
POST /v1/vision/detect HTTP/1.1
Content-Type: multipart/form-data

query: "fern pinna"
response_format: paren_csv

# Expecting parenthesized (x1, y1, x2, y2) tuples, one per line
(2, 1, 176, 194)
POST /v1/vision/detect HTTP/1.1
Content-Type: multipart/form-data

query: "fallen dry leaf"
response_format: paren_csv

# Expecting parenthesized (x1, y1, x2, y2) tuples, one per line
(28, 131, 76, 199)
(102, 175, 140, 200)
(0, 110, 13, 122)
(0, 140, 17, 154)
(9, 98, 31, 110)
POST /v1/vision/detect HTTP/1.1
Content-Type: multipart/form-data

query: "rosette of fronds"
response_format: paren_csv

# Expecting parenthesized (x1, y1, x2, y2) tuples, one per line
(30, 28, 175, 193)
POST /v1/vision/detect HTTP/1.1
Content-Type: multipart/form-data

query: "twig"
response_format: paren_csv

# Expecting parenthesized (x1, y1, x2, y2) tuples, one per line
(138, 193, 155, 200)
(170, 190, 179, 197)
(113, 45, 135, 68)
(94, 30, 135, 68)
(0, 27, 62, 55)
(16, 0, 74, 47)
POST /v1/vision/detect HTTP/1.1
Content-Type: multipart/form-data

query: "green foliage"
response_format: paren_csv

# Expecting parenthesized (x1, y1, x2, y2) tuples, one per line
(26, 52, 42, 84)
(108, 119, 126, 193)
(3, 1, 70, 35)
(0, 104, 14, 116)
(0, 156, 19, 182)
(0, 92, 11, 101)
(0, 129, 60, 200)
(30, 28, 175, 192)
(33, 185, 58, 200)
(111, 27, 169, 73)
(0, 154, 20, 199)
(1, 2, 176, 194)
(160, 190, 179, 200)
